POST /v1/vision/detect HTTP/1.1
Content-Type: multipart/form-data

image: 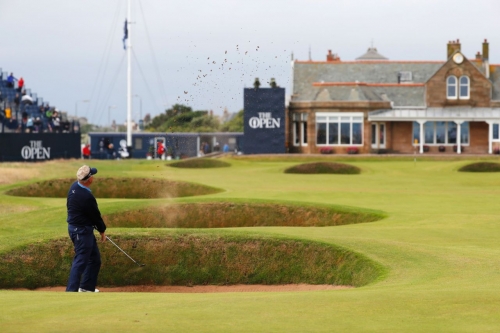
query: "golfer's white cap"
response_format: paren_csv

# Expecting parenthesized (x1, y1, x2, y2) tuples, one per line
(77, 165, 98, 181)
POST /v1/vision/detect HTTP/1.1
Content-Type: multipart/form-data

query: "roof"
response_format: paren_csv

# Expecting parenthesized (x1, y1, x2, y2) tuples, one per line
(292, 49, 500, 106)
(368, 107, 500, 121)
(292, 61, 443, 106)
(355, 47, 388, 60)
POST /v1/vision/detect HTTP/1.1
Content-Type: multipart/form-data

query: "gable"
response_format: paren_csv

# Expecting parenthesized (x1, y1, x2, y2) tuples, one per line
(425, 51, 492, 107)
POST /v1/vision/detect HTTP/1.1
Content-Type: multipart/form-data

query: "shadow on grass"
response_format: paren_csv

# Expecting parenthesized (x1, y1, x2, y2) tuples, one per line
(169, 159, 231, 168)
(284, 162, 361, 174)
(5, 178, 224, 198)
(0, 233, 384, 289)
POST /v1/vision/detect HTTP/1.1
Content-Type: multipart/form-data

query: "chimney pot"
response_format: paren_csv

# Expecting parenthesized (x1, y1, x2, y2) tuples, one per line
(482, 39, 489, 60)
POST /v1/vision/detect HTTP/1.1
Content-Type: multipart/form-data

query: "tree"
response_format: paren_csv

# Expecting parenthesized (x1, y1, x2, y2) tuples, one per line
(220, 109, 244, 132)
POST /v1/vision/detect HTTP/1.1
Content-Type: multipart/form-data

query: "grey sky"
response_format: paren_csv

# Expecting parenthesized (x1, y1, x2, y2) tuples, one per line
(1, 0, 499, 126)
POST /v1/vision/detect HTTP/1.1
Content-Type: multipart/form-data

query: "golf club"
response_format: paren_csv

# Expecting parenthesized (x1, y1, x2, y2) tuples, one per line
(106, 236, 145, 267)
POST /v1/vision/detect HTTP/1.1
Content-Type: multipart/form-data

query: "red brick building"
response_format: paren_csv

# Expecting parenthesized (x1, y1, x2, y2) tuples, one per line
(287, 39, 500, 154)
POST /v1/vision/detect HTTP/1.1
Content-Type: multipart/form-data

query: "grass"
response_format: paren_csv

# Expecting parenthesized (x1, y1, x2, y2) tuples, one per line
(0, 233, 381, 288)
(284, 162, 361, 174)
(2, 157, 500, 332)
(104, 201, 384, 228)
(6, 177, 223, 198)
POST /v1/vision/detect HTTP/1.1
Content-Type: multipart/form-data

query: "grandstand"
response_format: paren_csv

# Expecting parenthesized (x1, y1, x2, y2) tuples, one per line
(0, 69, 80, 134)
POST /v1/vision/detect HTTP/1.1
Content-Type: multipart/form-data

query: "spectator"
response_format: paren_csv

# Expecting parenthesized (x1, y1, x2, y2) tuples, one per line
(157, 141, 165, 160)
(107, 143, 115, 159)
(44, 109, 53, 132)
(223, 143, 229, 153)
(21, 93, 33, 105)
(203, 141, 210, 155)
(26, 116, 34, 133)
(14, 93, 20, 111)
(33, 117, 42, 133)
(17, 77, 24, 92)
(6, 73, 17, 88)
(52, 111, 61, 133)
(18, 112, 28, 133)
(5, 107, 12, 120)
(82, 144, 91, 159)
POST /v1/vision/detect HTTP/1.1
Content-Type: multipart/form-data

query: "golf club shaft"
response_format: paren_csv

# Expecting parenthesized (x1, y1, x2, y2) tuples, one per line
(106, 236, 142, 266)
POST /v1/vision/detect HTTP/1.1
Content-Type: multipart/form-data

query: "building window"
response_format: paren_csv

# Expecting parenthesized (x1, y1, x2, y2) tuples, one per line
(316, 113, 363, 146)
(447, 76, 457, 99)
(493, 124, 500, 140)
(413, 121, 469, 145)
(292, 113, 308, 146)
(459, 76, 470, 99)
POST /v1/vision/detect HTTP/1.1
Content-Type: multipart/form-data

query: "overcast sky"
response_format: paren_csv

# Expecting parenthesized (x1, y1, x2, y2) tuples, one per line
(1, 0, 499, 126)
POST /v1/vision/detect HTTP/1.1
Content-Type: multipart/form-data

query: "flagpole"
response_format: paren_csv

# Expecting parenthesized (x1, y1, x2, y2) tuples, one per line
(126, 0, 133, 149)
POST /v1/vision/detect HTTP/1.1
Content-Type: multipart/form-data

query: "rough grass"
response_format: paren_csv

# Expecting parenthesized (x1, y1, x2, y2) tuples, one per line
(284, 162, 361, 174)
(105, 202, 384, 228)
(0, 233, 382, 289)
(169, 158, 231, 168)
(0, 164, 41, 185)
(458, 162, 500, 172)
(5, 178, 223, 198)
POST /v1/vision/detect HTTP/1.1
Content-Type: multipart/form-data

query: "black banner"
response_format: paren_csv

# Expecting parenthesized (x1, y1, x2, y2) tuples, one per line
(243, 88, 285, 154)
(0, 133, 81, 161)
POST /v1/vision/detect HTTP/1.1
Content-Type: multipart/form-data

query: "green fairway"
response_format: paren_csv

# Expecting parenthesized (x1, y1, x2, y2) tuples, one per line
(1, 156, 500, 332)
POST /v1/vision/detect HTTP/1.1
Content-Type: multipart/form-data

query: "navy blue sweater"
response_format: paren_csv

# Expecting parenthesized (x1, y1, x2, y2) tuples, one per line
(66, 181, 106, 233)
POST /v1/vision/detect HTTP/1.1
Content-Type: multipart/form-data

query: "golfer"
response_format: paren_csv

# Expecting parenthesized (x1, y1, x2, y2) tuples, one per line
(66, 165, 107, 292)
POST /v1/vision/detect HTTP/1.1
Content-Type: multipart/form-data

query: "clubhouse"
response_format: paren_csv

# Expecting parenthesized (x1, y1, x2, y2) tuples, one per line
(287, 39, 500, 154)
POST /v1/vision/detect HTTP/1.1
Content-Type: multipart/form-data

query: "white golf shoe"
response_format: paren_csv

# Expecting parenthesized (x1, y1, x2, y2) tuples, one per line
(78, 288, 100, 292)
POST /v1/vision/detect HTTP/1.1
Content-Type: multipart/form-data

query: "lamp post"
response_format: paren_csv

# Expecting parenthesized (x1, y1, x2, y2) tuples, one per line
(75, 99, 90, 117)
(108, 105, 116, 130)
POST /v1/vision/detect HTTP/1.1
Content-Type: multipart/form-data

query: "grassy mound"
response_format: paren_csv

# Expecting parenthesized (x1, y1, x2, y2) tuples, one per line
(105, 202, 385, 228)
(169, 158, 231, 168)
(458, 162, 500, 172)
(0, 234, 384, 289)
(284, 162, 361, 174)
(6, 178, 223, 198)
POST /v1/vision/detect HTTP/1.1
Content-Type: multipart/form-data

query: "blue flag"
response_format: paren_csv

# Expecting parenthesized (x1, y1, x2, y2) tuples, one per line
(122, 19, 128, 50)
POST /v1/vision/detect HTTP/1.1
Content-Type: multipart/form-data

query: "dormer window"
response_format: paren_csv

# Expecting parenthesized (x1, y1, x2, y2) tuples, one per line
(447, 75, 470, 99)
(447, 76, 457, 99)
(459, 76, 470, 99)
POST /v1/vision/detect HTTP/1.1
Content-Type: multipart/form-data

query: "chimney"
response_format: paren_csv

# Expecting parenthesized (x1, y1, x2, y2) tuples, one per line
(476, 51, 482, 60)
(327, 50, 334, 61)
(482, 39, 489, 60)
(447, 39, 461, 58)
(326, 50, 340, 62)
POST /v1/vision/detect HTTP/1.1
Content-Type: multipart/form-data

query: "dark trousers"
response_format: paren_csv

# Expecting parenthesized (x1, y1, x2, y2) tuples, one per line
(66, 225, 101, 292)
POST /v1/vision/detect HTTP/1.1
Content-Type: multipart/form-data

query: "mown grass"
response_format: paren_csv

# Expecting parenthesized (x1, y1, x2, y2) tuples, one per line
(104, 201, 384, 228)
(4, 158, 500, 332)
(458, 161, 500, 172)
(169, 158, 231, 168)
(284, 162, 361, 174)
(0, 233, 381, 289)
(6, 178, 223, 198)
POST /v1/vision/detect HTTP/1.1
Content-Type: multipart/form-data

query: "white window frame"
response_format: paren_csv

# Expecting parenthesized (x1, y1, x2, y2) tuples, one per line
(459, 76, 470, 100)
(493, 124, 500, 141)
(447, 76, 457, 99)
(412, 121, 470, 145)
(316, 112, 363, 146)
(292, 113, 308, 147)
(371, 123, 386, 148)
